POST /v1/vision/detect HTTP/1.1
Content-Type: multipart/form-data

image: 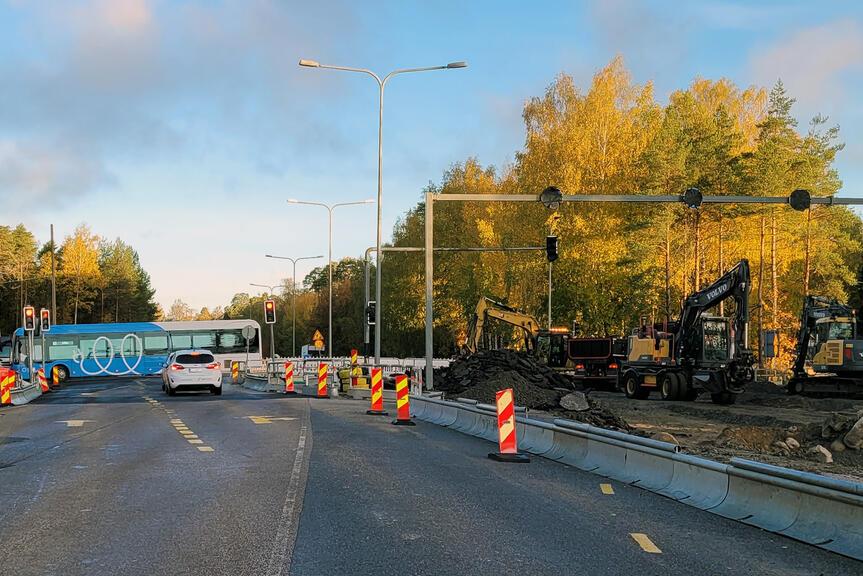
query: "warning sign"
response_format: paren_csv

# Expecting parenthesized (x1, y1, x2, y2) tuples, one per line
(312, 330, 323, 341)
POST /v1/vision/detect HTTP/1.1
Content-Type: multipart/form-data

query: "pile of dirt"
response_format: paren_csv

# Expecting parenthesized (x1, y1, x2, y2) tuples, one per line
(434, 349, 573, 396)
(436, 350, 632, 432)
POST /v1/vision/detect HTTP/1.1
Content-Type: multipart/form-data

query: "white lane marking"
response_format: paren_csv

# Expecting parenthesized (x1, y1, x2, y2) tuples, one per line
(266, 424, 308, 576)
(57, 420, 94, 427)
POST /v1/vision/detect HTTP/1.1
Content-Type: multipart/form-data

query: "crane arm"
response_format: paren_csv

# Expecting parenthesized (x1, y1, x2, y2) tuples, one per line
(462, 297, 541, 354)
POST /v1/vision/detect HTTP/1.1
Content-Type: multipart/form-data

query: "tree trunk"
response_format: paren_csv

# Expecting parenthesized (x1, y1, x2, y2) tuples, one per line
(74, 281, 80, 324)
(101, 287, 105, 322)
(694, 211, 701, 290)
(804, 208, 813, 295)
(771, 211, 778, 330)
(718, 215, 724, 316)
(665, 220, 671, 320)
(758, 215, 765, 368)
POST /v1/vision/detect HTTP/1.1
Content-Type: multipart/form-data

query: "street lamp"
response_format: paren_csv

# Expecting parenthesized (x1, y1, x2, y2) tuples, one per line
(265, 253, 324, 357)
(287, 198, 374, 356)
(250, 282, 283, 360)
(299, 58, 467, 363)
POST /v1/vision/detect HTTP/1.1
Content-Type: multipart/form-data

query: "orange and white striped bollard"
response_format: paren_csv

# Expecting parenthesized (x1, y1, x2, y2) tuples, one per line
(37, 368, 49, 392)
(317, 363, 328, 397)
(488, 388, 529, 462)
(391, 374, 414, 426)
(284, 362, 296, 394)
(366, 368, 388, 416)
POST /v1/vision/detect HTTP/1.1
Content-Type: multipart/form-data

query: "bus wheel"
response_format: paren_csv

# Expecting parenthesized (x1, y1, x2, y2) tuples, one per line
(660, 373, 679, 401)
(54, 365, 69, 383)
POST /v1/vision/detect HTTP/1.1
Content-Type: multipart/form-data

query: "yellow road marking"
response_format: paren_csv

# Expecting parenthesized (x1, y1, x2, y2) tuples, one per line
(630, 533, 661, 554)
(57, 420, 93, 427)
(197, 446, 214, 452)
(184, 434, 198, 439)
(188, 439, 203, 444)
(180, 430, 195, 435)
(600, 483, 615, 495)
(170, 419, 183, 424)
(246, 415, 297, 424)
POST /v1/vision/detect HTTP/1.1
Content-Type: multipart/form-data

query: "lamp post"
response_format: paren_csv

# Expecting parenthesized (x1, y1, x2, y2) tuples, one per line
(250, 282, 282, 360)
(299, 58, 467, 363)
(287, 199, 374, 356)
(265, 253, 324, 357)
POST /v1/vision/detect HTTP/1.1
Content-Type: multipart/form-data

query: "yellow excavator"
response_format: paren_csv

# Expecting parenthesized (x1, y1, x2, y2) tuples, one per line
(459, 297, 570, 367)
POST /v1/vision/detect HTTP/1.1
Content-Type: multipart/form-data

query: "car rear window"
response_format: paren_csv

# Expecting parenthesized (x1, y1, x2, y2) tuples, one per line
(176, 353, 214, 364)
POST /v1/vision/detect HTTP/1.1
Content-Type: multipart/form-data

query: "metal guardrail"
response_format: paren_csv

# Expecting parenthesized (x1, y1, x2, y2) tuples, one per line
(410, 395, 863, 561)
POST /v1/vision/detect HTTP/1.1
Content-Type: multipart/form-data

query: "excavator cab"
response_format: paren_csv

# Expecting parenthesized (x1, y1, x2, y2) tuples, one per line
(536, 328, 570, 368)
(811, 316, 857, 371)
(700, 316, 730, 363)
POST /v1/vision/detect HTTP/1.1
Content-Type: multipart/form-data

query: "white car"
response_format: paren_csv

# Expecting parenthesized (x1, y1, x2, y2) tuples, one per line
(161, 349, 222, 396)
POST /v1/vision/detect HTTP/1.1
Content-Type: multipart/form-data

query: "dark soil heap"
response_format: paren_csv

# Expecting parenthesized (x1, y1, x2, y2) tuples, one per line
(435, 349, 631, 431)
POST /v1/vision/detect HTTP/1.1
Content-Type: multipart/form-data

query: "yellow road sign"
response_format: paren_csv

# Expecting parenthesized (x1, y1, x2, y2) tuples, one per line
(312, 330, 324, 342)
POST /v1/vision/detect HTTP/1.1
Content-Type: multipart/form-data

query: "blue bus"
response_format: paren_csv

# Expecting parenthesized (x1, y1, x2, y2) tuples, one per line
(10, 320, 262, 381)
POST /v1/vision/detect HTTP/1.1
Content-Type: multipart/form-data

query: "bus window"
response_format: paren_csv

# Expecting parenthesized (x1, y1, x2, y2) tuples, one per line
(142, 333, 169, 356)
(48, 336, 78, 361)
(169, 332, 193, 350)
(122, 335, 140, 357)
(80, 337, 110, 359)
(217, 330, 246, 354)
(192, 331, 216, 350)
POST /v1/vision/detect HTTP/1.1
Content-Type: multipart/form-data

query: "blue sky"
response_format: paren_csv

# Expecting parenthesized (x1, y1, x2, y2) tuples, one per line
(2, 0, 862, 312)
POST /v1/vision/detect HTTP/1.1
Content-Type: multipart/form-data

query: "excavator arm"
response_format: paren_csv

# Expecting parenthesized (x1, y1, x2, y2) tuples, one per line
(462, 297, 541, 355)
(675, 259, 752, 366)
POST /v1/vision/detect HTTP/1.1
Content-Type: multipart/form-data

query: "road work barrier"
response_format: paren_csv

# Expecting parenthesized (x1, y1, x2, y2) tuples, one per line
(366, 369, 388, 416)
(285, 362, 295, 394)
(317, 363, 328, 397)
(488, 388, 529, 463)
(409, 395, 863, 562)
(52, 366, 60, 389)
(0, 368, 14, 404)
(392, 375, 414, 426)
(37, 368, 49, 392)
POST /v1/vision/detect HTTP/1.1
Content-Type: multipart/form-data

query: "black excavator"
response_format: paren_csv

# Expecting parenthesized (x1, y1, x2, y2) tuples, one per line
(786, 295, 863, 395)
(618, 259, 755, 404)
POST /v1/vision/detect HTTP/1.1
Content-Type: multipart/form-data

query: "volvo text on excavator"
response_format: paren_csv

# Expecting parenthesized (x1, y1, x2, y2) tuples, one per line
(618, 259, 755, 404)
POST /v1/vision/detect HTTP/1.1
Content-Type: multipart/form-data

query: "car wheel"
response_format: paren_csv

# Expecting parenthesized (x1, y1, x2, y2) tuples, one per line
(212, 386, 222, 396)
(166, 385, 175, 396)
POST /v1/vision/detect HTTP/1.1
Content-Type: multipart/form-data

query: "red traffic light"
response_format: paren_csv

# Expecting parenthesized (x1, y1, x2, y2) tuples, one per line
(25, 308, 33, 317)
(266, 301, 274, 310)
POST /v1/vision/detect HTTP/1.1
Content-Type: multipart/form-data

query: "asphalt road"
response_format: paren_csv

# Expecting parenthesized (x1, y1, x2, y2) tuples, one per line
(0, 377, 860, 575)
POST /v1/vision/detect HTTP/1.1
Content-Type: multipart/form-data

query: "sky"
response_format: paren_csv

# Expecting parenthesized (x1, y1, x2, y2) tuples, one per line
(2, 0, 863, 313)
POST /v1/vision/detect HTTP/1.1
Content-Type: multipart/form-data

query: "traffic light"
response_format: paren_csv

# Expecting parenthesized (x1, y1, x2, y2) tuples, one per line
(546, 236, 559, 262)
(23, 306, 35, 331)
(40, 308, 51, 332)
(264, 300, 276, 324)
(366, 301, 376, 326)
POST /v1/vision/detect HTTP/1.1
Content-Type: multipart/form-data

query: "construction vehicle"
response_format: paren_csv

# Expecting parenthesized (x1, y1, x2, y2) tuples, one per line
(460, 297, 570, 367)
(618, 259, 755, 404)
(568, 337, 627, 388)
(786, 295, 863, 395)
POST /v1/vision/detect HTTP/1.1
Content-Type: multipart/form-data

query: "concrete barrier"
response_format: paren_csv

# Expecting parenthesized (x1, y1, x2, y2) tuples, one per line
(410, 394, 863, 561)
(10, 381, 42, 405)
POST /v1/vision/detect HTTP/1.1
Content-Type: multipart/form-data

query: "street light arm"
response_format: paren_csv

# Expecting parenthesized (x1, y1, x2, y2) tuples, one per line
(332, 200, 376, 209)
(287, 199, 330, 210)
(316, 64, 382, 85)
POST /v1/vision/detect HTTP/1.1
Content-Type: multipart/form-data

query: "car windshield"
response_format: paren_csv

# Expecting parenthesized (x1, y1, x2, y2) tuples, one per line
(176, 353, 214, 364)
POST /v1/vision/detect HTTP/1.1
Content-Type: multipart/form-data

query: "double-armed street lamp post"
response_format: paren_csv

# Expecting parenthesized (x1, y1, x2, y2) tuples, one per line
(265, 253, 324, 357)
(286, 199, 374, 356)
(298, 58, 467, 363)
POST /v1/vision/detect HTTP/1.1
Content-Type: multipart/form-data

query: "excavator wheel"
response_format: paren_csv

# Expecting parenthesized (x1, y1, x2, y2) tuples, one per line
(710, 391, 737, 405)
(623, 373, 649, 400)
(660, 373, 679, 401)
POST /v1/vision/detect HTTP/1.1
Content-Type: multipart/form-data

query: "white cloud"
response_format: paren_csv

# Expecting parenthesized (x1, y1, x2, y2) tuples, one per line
(750, 19, 863, 110)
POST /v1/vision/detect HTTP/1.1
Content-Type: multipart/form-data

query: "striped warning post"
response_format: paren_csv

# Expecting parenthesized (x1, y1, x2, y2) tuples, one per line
(51, 366, 60, 389)
(317, 363, 328, 397)
(350, 349, 359, 388)
(231, 361, 239, 384)
(37, 368, 50, 392)
(0, 369, 14, 404)
(488, 388, 529, 462)
(284, 362, 296, 394)
(392, 374, 415, 426)
(366, 368, 388, 416)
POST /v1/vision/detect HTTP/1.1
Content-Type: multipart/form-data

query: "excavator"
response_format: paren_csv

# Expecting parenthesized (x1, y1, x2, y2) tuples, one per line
(619, 259, 755, 404)
(459, 297, 570, 367)
(786, 295, 863, 395)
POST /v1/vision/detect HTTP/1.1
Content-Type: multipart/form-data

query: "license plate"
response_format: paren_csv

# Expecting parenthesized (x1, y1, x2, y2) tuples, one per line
(189, 368, 201, 373)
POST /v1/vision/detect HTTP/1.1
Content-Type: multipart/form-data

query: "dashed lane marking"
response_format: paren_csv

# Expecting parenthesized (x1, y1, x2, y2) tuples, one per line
(197, 446, 214, 452)
(245, 415, 297, 424)
(630, 533, 661, 554)
(188, 439, 203, 444)
(600, 483, 615, 495)
(57, 420, 94, 427)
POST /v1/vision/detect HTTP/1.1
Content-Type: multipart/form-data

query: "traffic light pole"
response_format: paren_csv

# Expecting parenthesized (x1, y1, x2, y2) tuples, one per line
(269, 323, 275, 360)
(548, 261, 552, 331)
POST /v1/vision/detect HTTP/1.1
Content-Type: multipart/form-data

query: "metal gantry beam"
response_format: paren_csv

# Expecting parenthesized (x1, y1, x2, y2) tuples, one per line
(423, 189, 863, 391)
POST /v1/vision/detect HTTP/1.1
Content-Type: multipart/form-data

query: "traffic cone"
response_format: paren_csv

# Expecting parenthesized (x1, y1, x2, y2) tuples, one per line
(284, 362, 296, 394)
(488, 388, 529, 462)
(317, 363, 328, 397)
(366, 368, 388, 416)
(392, 374, 414, 426)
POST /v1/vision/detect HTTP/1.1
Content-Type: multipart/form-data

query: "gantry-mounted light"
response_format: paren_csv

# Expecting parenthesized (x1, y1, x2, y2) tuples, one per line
(540, 186, 563, 210)
(788, 189, 811, 211)
(682, 187, 703, 210)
